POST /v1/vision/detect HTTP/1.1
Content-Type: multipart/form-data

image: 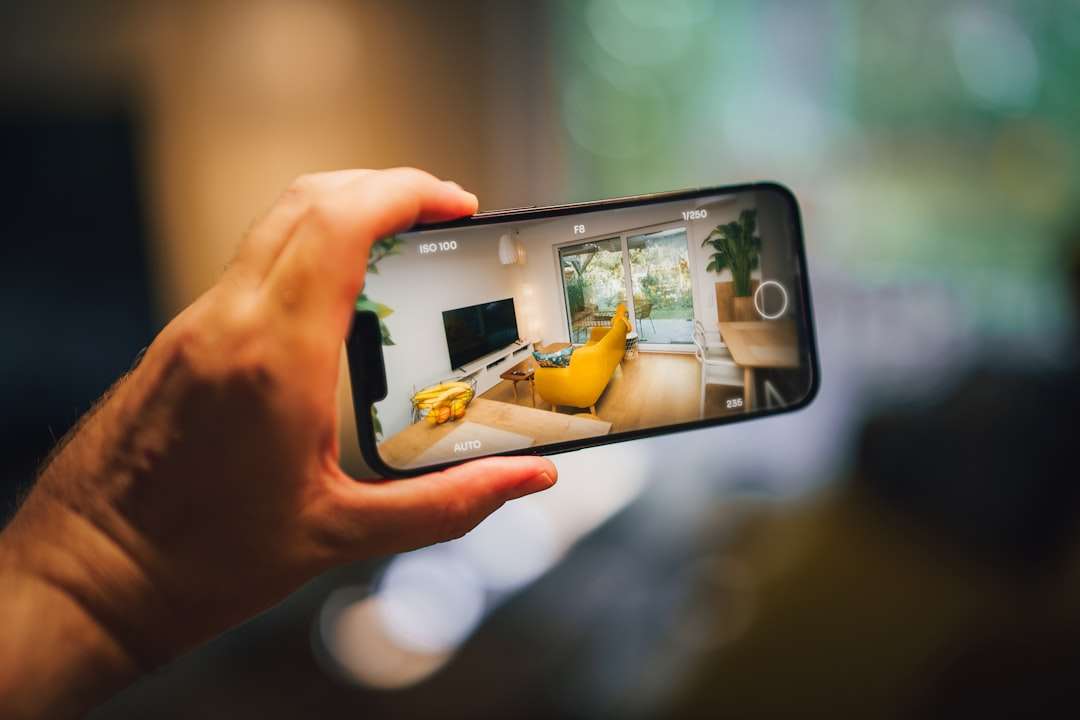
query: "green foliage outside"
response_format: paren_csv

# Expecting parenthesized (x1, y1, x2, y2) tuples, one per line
(561, 240, 626, 314)
(566, 274, 586, 315)
(563, 232, 695, 341)
(630, 231, 693, 317)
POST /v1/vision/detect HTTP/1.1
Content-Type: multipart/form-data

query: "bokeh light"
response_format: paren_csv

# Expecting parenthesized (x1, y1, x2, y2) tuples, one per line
(376, 549, 487, 655)
(948, 4, 1040, 112)
(455, 499, 560, 594)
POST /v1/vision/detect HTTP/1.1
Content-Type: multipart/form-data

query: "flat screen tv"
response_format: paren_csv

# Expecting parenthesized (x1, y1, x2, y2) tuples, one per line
(442, 298, 520, 369)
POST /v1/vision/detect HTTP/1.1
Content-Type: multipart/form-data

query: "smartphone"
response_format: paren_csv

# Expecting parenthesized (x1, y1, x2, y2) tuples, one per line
(346, 182, 819, 477)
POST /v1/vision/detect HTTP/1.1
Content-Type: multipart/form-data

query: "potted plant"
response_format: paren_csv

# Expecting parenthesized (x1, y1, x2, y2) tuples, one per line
(702, 209, 761, 321)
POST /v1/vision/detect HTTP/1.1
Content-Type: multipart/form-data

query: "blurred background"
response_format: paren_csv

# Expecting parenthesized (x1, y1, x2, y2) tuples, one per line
(2, 0, 1079, 717)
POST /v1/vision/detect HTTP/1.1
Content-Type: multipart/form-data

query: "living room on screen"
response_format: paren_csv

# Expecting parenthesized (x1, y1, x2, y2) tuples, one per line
(363, 189, 809, 469)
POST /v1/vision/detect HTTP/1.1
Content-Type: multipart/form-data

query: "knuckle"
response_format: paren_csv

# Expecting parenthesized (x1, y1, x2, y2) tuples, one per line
(276, 175, 320, 214)
(308, 519, 358, 563)
(278, 186, 305, 209)
(158, 322, 212, 384)
(157, 302, 277, 393)
(226, 343, 276, 392)
(219, 297, 263, 340)
(285, 173, 317, 199)
(221, 316, 278, 391)
(384, 166, 434, 186)
(437, 494, 482, 541)
(301, 197, 339, 234)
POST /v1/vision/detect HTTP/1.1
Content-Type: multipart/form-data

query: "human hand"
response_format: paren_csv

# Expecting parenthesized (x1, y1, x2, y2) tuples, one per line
(0, 168, 556, 718)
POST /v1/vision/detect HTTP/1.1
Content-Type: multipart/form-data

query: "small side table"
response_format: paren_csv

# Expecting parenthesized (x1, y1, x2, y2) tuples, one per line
(500, 359, 536, 406)
(624, 330, 640, 360)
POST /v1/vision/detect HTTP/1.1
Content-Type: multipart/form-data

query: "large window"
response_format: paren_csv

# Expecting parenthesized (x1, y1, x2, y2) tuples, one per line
(558, 226, 695, 346)
(558, 237, 625, 344)
(627, 227, 693, 344)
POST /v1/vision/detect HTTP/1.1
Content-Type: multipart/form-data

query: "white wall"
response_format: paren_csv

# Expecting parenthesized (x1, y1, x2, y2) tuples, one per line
(364, 225, 523, 436)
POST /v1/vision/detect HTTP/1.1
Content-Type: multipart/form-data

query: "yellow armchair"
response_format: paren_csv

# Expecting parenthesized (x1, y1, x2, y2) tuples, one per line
(587, 325, 611, 345)
(535, 304, 632, 414)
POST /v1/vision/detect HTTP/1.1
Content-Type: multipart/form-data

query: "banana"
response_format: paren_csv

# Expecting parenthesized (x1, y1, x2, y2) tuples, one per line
(429, 387, 469, 406)
(412, 381, 471, 403)
(414, 384, 469, 400)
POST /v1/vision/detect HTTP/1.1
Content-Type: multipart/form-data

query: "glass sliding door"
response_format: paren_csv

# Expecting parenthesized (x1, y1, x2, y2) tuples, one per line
(627, 227, 694, 344)
(558, 226, 696, 347)
(558, 237, 627, 344)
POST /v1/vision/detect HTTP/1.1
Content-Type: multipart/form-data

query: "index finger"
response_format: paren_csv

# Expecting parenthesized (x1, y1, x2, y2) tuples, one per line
(230, 169, 377, 283)
(263, 168, 478, 328)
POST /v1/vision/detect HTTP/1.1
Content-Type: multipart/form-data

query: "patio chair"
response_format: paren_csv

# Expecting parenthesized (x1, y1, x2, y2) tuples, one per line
(692, 320, 743, 418)
(633, 297, 657, 334)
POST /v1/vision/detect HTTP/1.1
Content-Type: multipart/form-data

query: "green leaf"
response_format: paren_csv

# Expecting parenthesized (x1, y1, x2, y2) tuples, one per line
(703, 211, 759, 285)
(379, 320, 395, 346)
(371, 406, 383, 438)
(355, 294, 394, 319)
(368, 235, 406, 273)
(739, 209, 757, 238)
(373, 234, 405, 253)
(356, 237, 403, 349)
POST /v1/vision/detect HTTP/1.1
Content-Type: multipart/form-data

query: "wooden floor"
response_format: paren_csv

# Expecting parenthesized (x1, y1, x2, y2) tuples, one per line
(479, 352, 744, 434)
(378, 399, 612, 469)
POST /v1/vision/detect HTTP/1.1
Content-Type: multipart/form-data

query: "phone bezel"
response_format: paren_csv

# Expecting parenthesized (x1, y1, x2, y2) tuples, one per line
(346, 181, 820, 478)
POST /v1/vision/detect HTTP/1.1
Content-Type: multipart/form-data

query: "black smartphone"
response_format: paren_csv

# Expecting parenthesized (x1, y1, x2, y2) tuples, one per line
(346, 182, 819, 477)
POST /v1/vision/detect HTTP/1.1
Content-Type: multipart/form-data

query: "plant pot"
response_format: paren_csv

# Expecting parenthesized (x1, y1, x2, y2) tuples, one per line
(716, 280, 761, 322)
(731, 295, 757, 321)
(714, 281, 735, 322)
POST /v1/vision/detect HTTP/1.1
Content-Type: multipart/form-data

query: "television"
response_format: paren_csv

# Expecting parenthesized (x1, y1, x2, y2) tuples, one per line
(442, 298, 520, 369)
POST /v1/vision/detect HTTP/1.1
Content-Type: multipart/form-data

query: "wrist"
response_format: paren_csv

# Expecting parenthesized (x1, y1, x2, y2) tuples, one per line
(0, 373, 174, 717)
(0, 523, 140, 719)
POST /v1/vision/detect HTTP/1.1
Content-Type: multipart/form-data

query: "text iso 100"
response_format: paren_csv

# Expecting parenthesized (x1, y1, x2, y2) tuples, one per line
(418, 240, 458, 255)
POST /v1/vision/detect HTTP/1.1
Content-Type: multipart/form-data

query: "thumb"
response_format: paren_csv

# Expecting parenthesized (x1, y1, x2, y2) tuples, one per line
(328, 456, 557, 558)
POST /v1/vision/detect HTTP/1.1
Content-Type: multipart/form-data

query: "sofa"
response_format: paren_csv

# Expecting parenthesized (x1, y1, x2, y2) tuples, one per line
(535, 303, 632, 415)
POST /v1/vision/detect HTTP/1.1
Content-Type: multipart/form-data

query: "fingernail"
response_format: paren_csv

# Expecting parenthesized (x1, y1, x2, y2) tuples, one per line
(521, 471, 556, 494)
(444, 180, 464, 191)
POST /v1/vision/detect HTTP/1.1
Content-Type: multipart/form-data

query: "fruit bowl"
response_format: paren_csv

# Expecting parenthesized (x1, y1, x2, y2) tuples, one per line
(410, 380, 476, 426)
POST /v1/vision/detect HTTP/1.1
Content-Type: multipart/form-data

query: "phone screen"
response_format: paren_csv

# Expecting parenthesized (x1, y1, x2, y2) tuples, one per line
(351, 184, 817, 475)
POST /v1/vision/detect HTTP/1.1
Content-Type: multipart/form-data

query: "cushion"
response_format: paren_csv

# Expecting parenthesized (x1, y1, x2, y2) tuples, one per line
(533, 345, 574, 368)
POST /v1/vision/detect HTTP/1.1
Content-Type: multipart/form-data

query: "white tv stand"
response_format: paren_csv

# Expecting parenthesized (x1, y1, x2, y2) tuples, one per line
(450, 340, 534, 396)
